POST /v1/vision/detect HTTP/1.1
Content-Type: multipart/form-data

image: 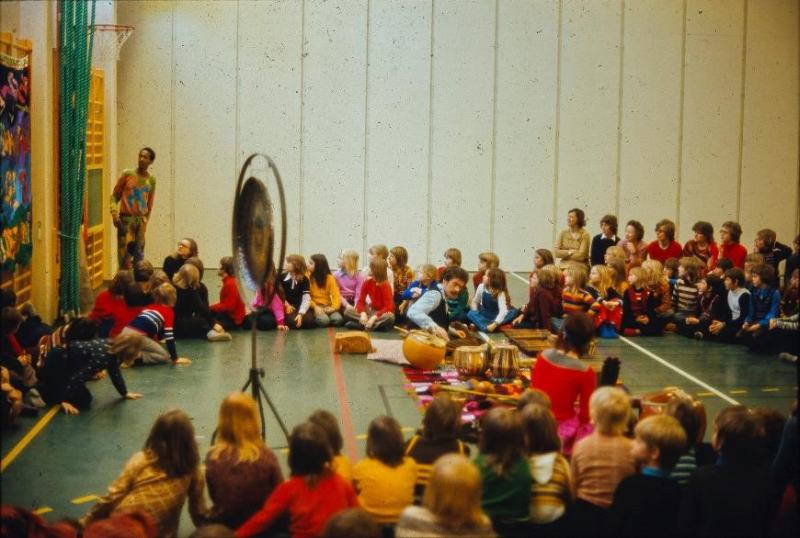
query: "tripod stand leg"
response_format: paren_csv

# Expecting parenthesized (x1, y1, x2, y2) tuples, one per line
(258, 383, 290, 441)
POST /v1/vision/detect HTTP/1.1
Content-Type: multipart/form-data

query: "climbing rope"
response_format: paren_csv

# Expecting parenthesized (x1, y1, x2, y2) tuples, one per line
(58, 0, 96, 317)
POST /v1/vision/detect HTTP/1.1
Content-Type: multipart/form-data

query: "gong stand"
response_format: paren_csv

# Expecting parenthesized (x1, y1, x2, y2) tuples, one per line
(232, 153, 290, 443)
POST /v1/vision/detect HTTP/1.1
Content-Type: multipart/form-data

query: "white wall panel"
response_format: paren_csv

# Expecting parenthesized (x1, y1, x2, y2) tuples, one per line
(557, 0, 621, 238)
(618, 0, 683, 240)
(430, 0, 495, 268)
(739, 0, 799, 246)
(494, 0, 559, 270)
(117, 1, 175, 266)
(237, 0, 303, 255)
(365, 0, 431, 267)
(679, 0, 744, 238)
(301, 0, 367, 260)
(172, 1, 237, 266)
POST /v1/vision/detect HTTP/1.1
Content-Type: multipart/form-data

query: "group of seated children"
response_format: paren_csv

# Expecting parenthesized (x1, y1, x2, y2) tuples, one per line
(32, 370, 794, 538)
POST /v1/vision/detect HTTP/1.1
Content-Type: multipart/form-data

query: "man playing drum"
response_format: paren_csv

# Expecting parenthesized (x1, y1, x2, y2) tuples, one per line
(407, 266, 469, 341)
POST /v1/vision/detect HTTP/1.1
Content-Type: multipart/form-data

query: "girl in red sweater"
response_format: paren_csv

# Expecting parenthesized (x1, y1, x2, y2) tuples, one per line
(531, 312, 597, 456)
(237, 422, 358, 538)
(89, 270, 133, 337)
(209, 256, 246, 331)
(343, 259, 395, 331)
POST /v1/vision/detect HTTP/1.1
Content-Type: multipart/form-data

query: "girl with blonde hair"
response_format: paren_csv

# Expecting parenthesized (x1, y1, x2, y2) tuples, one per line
(334, 249, 364, 311)
(587, 265, 623, 337)
(343, 258, 395, 331)
(205, 392, 283, 529)
(173, 264, 231, 341)
(396, 454, 495, 537)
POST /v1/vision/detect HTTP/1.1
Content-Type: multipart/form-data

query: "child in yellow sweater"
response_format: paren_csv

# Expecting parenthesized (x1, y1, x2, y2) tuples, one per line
(308, 254, 343, 327)
(353, 415, 417, 525)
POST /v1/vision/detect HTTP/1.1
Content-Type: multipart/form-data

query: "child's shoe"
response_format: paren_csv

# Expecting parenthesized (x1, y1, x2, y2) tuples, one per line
(207, 329, 232, 342)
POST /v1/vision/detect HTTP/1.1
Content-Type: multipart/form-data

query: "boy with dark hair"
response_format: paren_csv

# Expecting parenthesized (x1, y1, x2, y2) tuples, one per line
(719, 221, 747, 269)
(679, 406, 772, 538)
(741, 264, 781, 351)
(607, 415, 686, 537)
(709, 268, 750, 342)
(590, 215, 619, 265)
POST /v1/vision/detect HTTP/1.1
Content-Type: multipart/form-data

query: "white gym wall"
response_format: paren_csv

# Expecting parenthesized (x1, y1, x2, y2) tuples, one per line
(110, 0, 798, 271)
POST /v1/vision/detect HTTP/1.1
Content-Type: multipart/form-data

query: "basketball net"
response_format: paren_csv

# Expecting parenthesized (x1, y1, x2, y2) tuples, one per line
(90, 24, 134, 65)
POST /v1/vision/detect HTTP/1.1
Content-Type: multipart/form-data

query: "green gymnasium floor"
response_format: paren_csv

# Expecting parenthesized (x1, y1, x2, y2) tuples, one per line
(1, 272, 796, 535)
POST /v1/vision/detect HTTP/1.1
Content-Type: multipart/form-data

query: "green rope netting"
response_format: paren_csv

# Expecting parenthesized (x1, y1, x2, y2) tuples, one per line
(58, 0, 96, 317)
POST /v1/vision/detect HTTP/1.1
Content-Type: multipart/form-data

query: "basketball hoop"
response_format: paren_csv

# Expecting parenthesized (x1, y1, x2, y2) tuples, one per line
(90, 24, 134, 65)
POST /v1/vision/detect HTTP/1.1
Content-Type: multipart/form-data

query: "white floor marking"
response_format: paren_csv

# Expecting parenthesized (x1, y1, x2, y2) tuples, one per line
(508, 271, 740, 405)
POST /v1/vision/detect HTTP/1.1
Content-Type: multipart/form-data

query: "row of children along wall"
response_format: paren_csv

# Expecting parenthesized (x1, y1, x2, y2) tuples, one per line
(1, 214, 797, 418)
(4, 383, 795, 538)
(92, 214, 800, 358)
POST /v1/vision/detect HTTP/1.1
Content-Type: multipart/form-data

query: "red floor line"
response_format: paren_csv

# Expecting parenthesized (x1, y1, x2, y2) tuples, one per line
(327, 328, 358, 462)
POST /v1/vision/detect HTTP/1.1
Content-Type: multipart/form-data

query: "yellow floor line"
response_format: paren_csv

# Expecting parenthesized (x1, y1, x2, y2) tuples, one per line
(1, 406, 59, 473)
(71, 494, 100, 505)
(696, 392, 715, 397)
(760, 388, 780, 392)
(729, 390, 747, 395)
(33, 507, 53, 515)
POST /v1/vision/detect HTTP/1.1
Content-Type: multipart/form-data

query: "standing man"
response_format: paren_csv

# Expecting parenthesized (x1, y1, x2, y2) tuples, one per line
(110, 147, 156, 270)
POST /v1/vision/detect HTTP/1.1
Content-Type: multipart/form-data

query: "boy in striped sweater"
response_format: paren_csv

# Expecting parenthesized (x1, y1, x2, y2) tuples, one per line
(118, 283, 191, 365)
(558, 266, 594, 330)
(672, 257, 702, 336)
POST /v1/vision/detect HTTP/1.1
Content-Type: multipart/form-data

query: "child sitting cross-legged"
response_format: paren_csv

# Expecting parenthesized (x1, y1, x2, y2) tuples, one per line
(512, 265, 562, 333)
(308, 254, 344, 327)
(586, 265, 623, 338)
(740, 264, 781, 352)
(606, 415, 686, 538)
(569, 387, 636, 537)
(558, 266, 595, 330)
(404, 394, 470, 499)
(622, 266, 660, 336)
(690, 274, 726, 340)
(708, 267, 750, 342)
(396, 454, 495, 538)
(209, 256, 246, 331)
(344, 258, 396, 331)
(389, 246, 415, 316)
(237, 422, 358, 538)
(468, 268, 520, 333)
(353, 415, 418, 527)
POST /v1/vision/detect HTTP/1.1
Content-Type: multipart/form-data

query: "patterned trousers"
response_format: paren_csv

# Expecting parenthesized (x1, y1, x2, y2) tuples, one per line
(116, 216, 148, 270)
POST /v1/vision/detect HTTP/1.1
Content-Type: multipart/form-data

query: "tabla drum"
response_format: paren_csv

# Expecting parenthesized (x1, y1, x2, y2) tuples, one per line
(402, 330, 447, 370)
(452, 345, 488, 377)
(488, 344, 520, 380)
(640, 387, 707, 445)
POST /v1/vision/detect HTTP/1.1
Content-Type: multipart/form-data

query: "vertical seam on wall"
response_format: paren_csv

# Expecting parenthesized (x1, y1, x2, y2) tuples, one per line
(552, 0, 563, 245)
(426, 0, 435, 263)
(797, 1, 800, 234)
(363, 0, 370, 259)
(169, 4, 176, 245)
(615, 0, 625, 217)
(489, 0, 499, 252)
(676, 0, 688, 235)
(735, 0, 748, 222)
(299, 0, 306, 253)
(235, 1, 240, 203)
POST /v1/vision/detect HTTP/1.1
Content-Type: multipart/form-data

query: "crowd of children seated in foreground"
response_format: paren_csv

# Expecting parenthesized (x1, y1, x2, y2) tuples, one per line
(3, 384, 796, 538)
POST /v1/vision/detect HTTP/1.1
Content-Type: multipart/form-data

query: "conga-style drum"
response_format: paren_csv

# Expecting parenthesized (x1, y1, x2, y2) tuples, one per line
(640, 387, 707, 445)
(487, 344, 521, 380)
(402, 330, 447, 370)
(452, 345, 488, 377)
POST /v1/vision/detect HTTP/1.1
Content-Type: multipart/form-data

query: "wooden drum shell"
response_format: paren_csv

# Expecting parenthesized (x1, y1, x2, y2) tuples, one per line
(488, 344, 521, 379)
(452, 345, 488, 377)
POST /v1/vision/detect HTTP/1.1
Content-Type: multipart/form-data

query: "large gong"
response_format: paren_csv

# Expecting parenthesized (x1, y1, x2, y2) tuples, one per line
(232, 153, 287, 306)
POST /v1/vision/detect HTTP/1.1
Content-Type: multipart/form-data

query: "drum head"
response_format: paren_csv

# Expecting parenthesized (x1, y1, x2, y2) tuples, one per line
(234, 177, 273, 289)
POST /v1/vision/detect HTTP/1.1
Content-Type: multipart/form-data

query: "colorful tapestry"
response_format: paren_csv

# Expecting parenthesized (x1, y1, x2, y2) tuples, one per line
(0, 52, 32, 271)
